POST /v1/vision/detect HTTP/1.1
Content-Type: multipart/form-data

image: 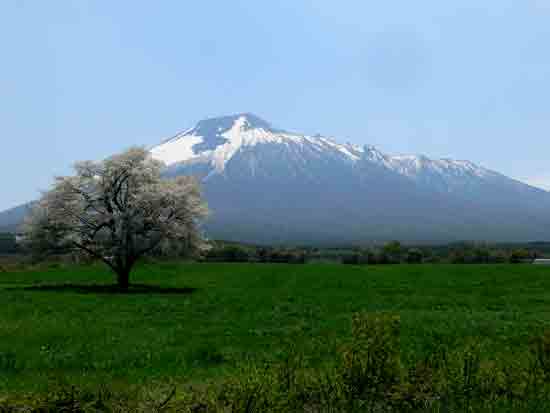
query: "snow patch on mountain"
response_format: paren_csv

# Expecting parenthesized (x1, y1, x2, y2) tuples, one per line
(151, 113, 496, 185)
(151, 114, 365, 174)
(150, 133, 204, 165)
(388, 155, 496, 179)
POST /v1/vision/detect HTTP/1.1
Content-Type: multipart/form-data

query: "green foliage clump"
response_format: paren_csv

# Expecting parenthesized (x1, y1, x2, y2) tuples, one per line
(510, 249, 532, 264)
(262, 248, 306, 264)
(340, 312, 401, 403)
(204, 245, 251, 262)
(383, 241, 403, 263)
(366, 249, 392, 265)
(406, 248, 424, 264)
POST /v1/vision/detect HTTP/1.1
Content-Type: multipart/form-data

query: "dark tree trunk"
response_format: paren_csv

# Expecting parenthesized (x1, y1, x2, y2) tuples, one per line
(116, 268, 130, 290)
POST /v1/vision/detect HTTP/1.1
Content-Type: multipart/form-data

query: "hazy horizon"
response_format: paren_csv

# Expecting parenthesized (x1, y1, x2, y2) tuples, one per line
(2, 1, 550, 210)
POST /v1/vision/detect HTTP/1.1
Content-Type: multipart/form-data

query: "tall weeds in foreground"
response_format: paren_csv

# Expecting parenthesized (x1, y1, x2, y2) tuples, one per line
(3, 313, 550, 412)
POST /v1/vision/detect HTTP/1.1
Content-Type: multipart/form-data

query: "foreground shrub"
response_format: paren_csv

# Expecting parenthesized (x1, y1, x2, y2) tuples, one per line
(5, 317, 550, 412)
(340, 312, 401, 404)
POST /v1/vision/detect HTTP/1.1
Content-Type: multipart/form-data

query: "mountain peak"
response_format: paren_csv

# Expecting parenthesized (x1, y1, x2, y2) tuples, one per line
(151, 113, 283, 171)
(195, 113, 274, 133)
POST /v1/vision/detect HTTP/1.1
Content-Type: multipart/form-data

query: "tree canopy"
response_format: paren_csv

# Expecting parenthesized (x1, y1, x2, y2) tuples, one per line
(23, 147, 208, 287)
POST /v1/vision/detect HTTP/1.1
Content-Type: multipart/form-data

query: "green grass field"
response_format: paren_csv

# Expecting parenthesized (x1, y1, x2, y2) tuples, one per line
(1, 262, 550, 394)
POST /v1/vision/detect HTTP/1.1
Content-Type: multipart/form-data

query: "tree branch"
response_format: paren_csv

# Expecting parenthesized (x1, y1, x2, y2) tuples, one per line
(71, 241, 117, 273)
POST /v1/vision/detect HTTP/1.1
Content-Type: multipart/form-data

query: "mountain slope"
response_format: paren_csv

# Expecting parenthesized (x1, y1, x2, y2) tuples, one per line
(0, 203, 34, 233)
(150, 113, 550, 244)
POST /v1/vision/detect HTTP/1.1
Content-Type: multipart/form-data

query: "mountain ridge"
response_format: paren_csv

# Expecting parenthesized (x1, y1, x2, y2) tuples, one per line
(152, 113, 535, 196)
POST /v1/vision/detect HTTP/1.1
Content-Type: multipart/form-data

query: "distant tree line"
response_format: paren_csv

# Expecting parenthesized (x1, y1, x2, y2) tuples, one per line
(340, 241, 542, 265)
(201, 243, 307, 264)
(198, 240, 544, 265)
(0, 233, 16, 254)
(7, 221, 547, 267)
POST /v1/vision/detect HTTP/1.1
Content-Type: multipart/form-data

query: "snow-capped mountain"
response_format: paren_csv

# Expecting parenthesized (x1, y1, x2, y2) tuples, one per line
(146, 113, 550, 244)
(151, 113, 364, 179)
(2, 113, 549, 244)
(151, 113, 500, 191)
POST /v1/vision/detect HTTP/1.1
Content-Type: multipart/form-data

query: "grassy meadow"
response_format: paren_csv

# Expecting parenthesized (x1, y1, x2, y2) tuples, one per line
(2, 262, 550, 396)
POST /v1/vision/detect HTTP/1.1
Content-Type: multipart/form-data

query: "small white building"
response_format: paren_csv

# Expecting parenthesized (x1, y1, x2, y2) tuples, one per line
(533, 259, 550, 265)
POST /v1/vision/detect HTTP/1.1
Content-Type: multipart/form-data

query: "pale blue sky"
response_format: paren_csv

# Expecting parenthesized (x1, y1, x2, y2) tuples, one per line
(2, 1, 550, 210)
